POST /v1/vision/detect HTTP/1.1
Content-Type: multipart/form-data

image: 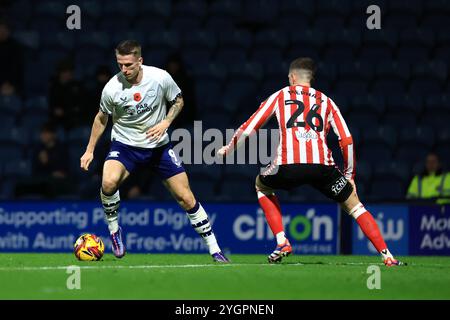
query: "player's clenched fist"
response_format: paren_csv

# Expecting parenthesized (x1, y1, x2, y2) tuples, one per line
(80, 151, 94, 171)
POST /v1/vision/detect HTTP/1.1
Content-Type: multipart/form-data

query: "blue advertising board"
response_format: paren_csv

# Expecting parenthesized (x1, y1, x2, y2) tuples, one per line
(352, 205, 409, 255)
(0, 202, 340, 254)
(409, 206, 450, 256)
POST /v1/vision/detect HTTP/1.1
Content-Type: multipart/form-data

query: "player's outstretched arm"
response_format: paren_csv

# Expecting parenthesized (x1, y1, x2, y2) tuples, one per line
(80, 110, 109, 171)
(146, 96, 184, 142)
(217, 91, 280, 157)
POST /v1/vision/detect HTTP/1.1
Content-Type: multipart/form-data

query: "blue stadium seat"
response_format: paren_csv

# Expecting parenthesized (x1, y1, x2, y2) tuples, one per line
(188, 175, 219, 202)
(111, 31, 146, 49)
(171, 17, 202, 30)
(338, 61, 374, 82)
(0, 95, 22, 114)
(290, 30, 325, 52)
(374, 60, 410, 82)
(34, 0, 66, 18)
(386, 95, 423, 115)
(28, 16, 64, 33)
(254, 30, 288, 51)
(190, 63, 227, 82)
(435, 143, 450, 164)
(421, 13, 450, 28)
(333, 80, 368, 97)
(362, 125, 398, 150)
(355, 161, 372, 185)
(228, 62, 263, 82)
(218, 30, 253, 50)
(362, 29, 398, 48)
(383, 112, 418, 128)
(147, 30, 181, 52)
(396, 47, 430, 63)
(222, 80, 258, 113)
(0, 126, 30, 147)
(436, 127, 450, 145)
(173, 0, 207, 18)
(314, 16, 346, 30)
(209, 0, 242, 17)
(384, 13, 419, 28)
(370, 177, 405, 201)
(138, 0, 172, 18)
(134, 17, 167, 32)
(424, 0, 450, 14)
(279, 0, 315, 18)
(77, 32, 110, 51)
(351, 95, 386, 116)
(214, 49, 248, 65)
(204, 16, 235, 31)
(41, 31, 76, 51)
(185, 164, 222, 181)
(326, 30, 362, 52)
(2, 160, 32, 178)
(278, 16, 310, 32)
(359, 143, 393, 163)
(323, 46, 356, 62)
(12, 30, 40, 50)
(19, 113, 49, 130)
(249, 49, 283, 65)
(409, 79, 443, 95)
(411, 61, 448, 83)
(371, 79, 407, 96)
(219, 177, 257, 202)
(399, 29, 435, 48)
(98, 16, 132, 32)
(358, 46, 394, 61)
(347, 111, 380, 129)
(142, 48, 170, 68)
(183, 31, 217, 51)
(0, 145, 23, 163)
(315, 0, 351, 16)
(183, 49, 213, 68)
(103, 0, 137, 19)
(77, 0, 102, 18)
(67, 126, 91, 144)
(399, 126, 435, 149)
(394, 144, 430, 164)
(373, 162, 411, 182)
(242, 0, 280, 24)
(195, 79, 222, 111)
(387, 0, 423, 15)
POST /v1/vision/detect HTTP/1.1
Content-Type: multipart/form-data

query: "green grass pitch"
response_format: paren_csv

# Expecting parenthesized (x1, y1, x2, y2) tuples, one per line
(0, 253, 449, 300)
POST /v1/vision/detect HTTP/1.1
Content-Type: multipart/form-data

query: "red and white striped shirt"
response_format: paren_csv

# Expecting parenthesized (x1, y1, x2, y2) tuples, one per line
(226, 85, 355, 180)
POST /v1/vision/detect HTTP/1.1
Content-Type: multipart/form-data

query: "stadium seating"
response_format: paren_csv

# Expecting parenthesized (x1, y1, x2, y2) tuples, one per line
(2, 0, 449, 201)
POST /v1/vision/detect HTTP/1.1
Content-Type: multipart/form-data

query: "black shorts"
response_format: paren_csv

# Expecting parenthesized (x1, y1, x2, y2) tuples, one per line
(259, 164, 353, 203)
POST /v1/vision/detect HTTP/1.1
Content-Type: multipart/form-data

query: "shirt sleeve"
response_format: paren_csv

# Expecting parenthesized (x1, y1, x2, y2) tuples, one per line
(162, 71, 182, 105)
(225, 91, 281, 152)
(328, 98, 355, 180)
(99, 87, 113, 115)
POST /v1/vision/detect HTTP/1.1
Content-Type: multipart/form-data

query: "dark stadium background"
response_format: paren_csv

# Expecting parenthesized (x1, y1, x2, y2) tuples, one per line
(0, 0, 449, 250)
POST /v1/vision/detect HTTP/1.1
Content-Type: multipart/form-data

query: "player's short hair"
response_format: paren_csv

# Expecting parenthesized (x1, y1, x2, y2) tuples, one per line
(289, 57, 316, 79)
(115, 40, 141, 57)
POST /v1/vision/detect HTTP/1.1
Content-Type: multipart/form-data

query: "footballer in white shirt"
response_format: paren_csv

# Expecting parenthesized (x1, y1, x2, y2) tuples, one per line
(80, 40, 229, 263)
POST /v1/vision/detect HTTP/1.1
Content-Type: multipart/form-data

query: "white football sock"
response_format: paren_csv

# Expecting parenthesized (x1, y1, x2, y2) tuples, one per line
(100, 188, 120, 234)
(276, 231, 287, 245)
(380, 248, 394, 260)
(186, 203, 220, 255)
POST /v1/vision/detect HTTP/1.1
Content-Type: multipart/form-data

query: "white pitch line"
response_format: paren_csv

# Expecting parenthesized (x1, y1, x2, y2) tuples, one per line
(1, 262, 447, 271)
(0, 262, 377, 271)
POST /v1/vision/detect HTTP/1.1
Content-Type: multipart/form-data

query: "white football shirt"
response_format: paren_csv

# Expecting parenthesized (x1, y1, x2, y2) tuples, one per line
(99, 65, 181, 148)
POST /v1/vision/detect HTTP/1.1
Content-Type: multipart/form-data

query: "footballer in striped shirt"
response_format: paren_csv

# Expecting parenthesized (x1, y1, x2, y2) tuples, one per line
(218, 57, 405, 267)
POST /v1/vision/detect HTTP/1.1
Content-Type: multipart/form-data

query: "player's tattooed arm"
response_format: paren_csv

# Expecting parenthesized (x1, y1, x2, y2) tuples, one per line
(146, 94, 184, 142)
(165, 93, 184, 124)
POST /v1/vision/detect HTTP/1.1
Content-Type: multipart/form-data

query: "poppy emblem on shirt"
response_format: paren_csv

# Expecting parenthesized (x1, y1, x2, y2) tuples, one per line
(134, 93, 142, 102)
